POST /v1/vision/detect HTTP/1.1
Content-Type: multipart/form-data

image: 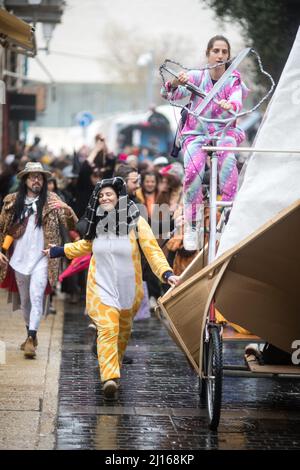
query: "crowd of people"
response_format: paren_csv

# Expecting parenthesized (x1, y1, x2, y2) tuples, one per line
(0, 129, 195, 400)
(0, 34, 253, 399)
(0, 130, 197, 281)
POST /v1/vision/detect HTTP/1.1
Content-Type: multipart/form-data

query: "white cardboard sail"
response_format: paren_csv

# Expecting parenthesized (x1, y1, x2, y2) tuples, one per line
(217, 27, 300, 258)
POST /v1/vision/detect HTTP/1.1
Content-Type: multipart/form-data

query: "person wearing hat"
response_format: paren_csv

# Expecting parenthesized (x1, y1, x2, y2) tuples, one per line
(43, 177, 180, 400)
(153, 156, 169, 169)
(0, 162, 78, 359)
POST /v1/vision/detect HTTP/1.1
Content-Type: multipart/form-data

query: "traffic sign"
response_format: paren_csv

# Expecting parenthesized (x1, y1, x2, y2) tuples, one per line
(76, 111, 93, 128)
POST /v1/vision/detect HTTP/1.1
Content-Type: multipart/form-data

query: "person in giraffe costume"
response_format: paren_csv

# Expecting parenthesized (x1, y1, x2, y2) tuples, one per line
(43, 177, 180, 400)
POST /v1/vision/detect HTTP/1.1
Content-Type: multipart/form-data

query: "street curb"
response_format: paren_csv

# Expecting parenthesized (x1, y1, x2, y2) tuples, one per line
(36, 298, 64, 450)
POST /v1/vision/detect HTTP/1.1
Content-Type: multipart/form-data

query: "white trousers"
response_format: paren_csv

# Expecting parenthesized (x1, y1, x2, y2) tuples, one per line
(15, 266, 48, 331)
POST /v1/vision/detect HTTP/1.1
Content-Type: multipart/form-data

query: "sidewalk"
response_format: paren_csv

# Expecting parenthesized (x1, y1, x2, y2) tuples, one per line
(0, 290, 64, 450)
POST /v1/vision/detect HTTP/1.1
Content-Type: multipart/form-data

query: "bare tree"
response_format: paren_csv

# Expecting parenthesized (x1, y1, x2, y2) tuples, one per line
(100, 22, 194, 85)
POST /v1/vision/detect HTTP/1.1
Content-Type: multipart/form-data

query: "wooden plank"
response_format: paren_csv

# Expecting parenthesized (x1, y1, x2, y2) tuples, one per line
(223, 326, 261, 341)
(245, 355, 300, 375)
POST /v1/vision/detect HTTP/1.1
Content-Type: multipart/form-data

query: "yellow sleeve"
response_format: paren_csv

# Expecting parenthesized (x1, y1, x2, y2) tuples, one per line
(137, 217, 172, 282)
(64, 239, 93, 259)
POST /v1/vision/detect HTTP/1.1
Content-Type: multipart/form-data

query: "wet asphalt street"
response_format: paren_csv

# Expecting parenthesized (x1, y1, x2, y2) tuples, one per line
(55, 301, 300, 450)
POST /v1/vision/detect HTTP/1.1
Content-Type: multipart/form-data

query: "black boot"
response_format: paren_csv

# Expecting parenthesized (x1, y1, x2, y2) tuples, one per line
(28, 330, 37, 340)
(91, 335, 98, 358)
(123, 354, 133, 365)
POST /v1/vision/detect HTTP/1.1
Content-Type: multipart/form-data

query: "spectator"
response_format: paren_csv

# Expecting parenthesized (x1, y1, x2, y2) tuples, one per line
(114, 164, 140, 203)
(0, 162, 78, 359)
(75, 134, 115, 218)
(136, 171, 159, 219)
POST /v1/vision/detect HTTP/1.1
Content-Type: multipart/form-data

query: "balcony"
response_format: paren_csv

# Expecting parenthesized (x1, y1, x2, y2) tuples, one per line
(0, 6, 36, 55)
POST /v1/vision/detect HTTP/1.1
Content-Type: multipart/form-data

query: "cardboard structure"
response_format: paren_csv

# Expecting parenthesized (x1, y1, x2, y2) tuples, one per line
(158, 30, 300, 376)
(217, 27, 300, 257)
(158, 200, 300, 374)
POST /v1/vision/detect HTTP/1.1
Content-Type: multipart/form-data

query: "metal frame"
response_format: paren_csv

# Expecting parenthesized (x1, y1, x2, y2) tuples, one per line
(204, 145, 300, 379)
(203, 146, 300, 154)
(206, 146, 300, 267)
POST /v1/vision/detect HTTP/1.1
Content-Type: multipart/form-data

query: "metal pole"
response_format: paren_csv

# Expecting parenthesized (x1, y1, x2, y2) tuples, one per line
(223, 369, 300, 379)
(208, 150, 218, 264)
(202, 146, 300, 154)
(3, 69, 49, 84)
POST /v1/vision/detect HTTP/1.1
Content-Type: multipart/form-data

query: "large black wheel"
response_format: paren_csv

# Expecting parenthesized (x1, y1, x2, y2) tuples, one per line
(206, 325, 223, 430)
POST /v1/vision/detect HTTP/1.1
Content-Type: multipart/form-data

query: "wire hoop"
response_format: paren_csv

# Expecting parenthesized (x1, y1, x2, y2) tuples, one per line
(159, 49, 275, 126)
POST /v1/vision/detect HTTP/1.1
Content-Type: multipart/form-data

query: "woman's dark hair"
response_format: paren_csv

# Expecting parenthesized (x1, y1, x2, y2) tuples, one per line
(94, 150, 106, 169)
(156, 174, 181, 206)
(206, 35, 231, 60)
(47, 176, 58, 192)
(141, 171, 159, 190)
(0, 161, 18, 202)
(13, 174, 48, 227)
(93, 135, 108, 169)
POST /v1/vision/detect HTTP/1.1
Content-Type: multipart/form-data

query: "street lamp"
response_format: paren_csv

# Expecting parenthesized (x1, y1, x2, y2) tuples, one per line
(42, 22, 56, 53)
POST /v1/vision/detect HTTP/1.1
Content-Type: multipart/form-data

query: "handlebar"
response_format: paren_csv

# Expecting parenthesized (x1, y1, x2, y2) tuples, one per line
(161, 64, 236, 118)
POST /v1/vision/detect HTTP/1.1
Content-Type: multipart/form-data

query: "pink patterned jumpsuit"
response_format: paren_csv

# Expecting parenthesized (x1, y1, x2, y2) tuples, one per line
(161, 69, 249, 222)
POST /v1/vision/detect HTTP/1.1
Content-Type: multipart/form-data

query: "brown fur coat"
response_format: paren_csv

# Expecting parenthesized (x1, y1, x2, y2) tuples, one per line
(0, 192, 77, 287)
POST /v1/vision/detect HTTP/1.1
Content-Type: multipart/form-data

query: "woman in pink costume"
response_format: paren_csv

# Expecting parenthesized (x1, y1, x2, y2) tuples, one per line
(161, 35, 248, 249)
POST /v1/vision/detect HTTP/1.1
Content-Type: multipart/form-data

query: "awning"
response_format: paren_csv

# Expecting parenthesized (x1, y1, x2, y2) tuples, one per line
(0, 8, 36, 56)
